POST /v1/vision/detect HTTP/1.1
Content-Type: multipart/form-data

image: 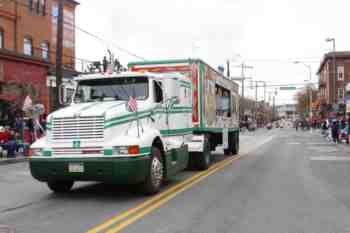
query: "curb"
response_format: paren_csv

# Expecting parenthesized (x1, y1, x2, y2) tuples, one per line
(0, 157, 28, 166)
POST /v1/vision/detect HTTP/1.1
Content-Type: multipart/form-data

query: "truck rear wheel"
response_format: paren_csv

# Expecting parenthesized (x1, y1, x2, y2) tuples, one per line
(47, 180, 74, 193)
(141, 147, 164, 195)
(224, 132, 239, 156)
(195, 135, 211, 170)
(233, 133, 239, 155)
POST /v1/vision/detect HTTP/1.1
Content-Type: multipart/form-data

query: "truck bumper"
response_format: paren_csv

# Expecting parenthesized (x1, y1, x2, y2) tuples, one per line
(29, 156, 150, 184)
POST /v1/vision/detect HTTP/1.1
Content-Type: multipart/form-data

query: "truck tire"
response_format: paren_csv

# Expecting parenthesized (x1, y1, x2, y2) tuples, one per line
(233, 133, 239, 155)
(224, 132, 239, 156)
(224, 132, 233, 156)
(195, 135, 211, 170)
(141, 147, 164, 195)
(47, 180, 74, 193)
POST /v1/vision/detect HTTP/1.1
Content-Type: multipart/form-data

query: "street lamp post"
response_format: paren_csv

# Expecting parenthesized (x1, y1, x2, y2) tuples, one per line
(294, 61, 313, 118)
(268, 89, 278, 121)
(326, 38, 336, 104)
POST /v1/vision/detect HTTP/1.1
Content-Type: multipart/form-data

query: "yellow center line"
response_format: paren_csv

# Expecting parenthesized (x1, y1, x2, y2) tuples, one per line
(105, 155, 242, 233)
(86, 155, 236, 233)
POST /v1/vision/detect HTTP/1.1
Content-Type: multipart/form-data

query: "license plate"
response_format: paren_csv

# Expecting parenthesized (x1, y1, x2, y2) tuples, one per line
(68, 163, 84, 173)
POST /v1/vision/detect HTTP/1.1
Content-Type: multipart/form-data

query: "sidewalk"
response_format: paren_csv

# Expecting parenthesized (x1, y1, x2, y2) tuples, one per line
(313, 129, 350, 154)
(0, 156, 28, 166)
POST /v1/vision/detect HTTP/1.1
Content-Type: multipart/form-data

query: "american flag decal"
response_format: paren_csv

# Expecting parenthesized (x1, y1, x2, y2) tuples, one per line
(127, 96, 138, 112)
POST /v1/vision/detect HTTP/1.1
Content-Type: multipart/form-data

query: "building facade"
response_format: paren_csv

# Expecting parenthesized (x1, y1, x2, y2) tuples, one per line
(317, 52, 350, 116)
(0, 0, 78, 124)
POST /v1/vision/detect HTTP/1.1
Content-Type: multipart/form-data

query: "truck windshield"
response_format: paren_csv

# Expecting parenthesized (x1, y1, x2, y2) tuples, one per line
(74, 76, 149, 103)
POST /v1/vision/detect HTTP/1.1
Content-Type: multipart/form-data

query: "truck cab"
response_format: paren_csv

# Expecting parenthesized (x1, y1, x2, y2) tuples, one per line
(30, 72, 192, 194)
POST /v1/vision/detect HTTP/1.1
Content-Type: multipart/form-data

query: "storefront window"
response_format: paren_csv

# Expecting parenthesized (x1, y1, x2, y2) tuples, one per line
(0, 100, 16, 127)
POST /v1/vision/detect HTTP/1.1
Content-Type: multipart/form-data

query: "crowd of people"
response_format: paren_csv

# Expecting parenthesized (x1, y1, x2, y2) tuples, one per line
(295, 117, 350, 144)
(320, 118, 350, 144)
(0, 114, 46, 158)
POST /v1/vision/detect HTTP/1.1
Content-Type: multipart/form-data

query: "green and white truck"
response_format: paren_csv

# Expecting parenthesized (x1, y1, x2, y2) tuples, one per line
(30, 59, 240, 194)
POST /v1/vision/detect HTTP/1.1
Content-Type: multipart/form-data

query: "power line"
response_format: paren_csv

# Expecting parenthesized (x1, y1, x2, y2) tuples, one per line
(73, 25, 147, 61)
(231, 57, 320, 64)
(5, 0, 147, 61)
(244, 82, 318, 88)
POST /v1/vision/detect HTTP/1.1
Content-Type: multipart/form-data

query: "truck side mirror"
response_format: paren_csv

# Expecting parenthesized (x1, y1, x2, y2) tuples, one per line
(59, 84, 71, 106)
(154, 81, 163, 103)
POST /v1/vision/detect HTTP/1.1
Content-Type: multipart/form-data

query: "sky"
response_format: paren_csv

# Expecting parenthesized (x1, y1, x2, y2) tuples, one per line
(75, 0, 350, 105)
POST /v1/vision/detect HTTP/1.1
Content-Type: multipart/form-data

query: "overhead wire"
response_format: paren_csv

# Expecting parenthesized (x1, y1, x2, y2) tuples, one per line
(4, 0, 147, 61)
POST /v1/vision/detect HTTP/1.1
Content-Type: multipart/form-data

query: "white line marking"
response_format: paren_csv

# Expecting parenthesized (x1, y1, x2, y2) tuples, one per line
(307, 146, 338, 153)
(310, 156, 350, 161)
(306, 143, 328, 145)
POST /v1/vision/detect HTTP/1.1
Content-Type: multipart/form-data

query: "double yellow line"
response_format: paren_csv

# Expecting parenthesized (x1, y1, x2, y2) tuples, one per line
(87, 154, 242, 233)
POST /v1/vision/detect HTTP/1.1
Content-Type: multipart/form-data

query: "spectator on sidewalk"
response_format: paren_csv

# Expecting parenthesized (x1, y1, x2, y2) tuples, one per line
(331, 120, 340, 144)
(26, 118, 34, 143)
(321, 121, 328, 135)
(14, 115, 24, 142)
(0, 126, 10, 143)
(4, 129, 17, 158)
(341, 118, 346, 130)
(0, 127, 18, 158)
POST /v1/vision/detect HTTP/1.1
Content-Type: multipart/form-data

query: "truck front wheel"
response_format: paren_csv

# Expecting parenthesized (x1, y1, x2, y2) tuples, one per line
(195, 135, 211, 170)
(47, 180, 74, 193)
(142, 147, 164, 195)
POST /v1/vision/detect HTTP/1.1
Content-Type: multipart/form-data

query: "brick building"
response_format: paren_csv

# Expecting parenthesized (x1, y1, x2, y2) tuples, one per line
(0, 0, 78, 124)
(316, 51, 350, 116)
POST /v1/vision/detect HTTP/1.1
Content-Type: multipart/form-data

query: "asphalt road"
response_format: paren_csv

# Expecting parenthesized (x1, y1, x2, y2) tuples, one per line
(2, 129, 350, 233)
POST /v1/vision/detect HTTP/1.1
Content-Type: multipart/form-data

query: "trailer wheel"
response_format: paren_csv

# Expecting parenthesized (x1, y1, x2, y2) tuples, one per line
(141, 147, 164, 195)
(224, 132, 233, 156)
(47, 180, 74, 193)
(233, 132, 239, 155)
(195, 135, 211, 170)
(224, 132, 239, 156)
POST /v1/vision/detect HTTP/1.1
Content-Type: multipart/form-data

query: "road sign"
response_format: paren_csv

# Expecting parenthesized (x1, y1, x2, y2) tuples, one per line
(279, 86, 297, 91)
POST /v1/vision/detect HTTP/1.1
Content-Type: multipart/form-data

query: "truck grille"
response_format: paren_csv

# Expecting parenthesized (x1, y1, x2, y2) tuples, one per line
(52, 147, 103, 156)
(52, 116, 104, 140)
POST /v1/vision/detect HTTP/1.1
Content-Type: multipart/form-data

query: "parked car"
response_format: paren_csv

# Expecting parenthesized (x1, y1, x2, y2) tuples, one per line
(248, 122, 257, 131)
(266, 123, 272, 130)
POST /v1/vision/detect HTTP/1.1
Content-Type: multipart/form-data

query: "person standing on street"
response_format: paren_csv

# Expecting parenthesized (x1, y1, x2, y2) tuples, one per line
(331, 120, 340, 144)
(321, 120, 328, 135)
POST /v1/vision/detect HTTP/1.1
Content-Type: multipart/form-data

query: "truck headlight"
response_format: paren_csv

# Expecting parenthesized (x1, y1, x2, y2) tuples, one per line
(32, 148, 43, 156)
(113, 146, 140, 155)
(113, 146, 129, 155)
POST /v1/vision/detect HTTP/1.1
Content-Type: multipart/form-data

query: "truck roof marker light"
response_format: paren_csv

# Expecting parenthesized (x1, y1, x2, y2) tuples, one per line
(128, 145, 140, 155)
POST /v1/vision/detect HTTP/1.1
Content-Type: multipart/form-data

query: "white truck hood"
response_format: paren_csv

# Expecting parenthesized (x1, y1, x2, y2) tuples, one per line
(51, 101, 127, 119)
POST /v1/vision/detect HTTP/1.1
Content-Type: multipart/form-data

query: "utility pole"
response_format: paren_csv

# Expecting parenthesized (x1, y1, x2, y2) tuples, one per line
(273, 95, 276, 121)
(14, 0, 18, 52)
(326, 38, 336, 104)
(231, 63, 253, 121)
(226, 60, 230, 78)
(53, 0, 64, 111)
(332, 42, 336, 104)
(238, 63, 253, 99)
(255, 81, 258, 121)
